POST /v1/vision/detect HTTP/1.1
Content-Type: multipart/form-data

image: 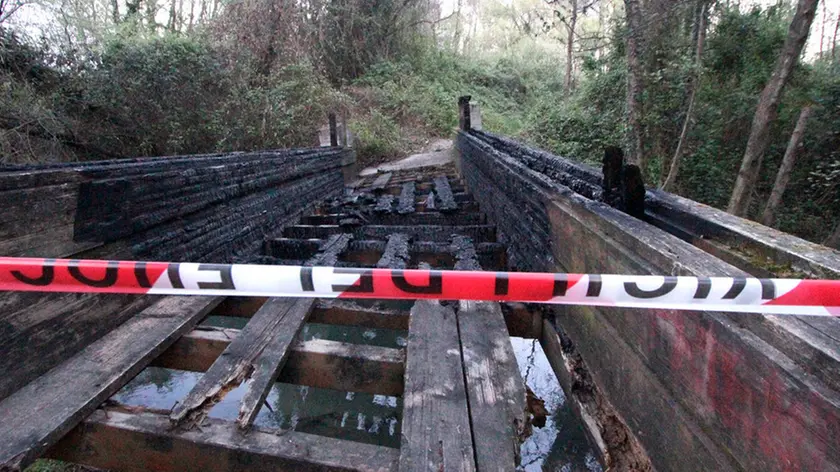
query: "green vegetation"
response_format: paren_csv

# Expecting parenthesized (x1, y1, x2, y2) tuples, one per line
(0, 0, 837, 245)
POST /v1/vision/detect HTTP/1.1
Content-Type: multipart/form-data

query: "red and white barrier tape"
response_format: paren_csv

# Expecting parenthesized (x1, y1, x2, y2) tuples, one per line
(1, 257, 838, 316)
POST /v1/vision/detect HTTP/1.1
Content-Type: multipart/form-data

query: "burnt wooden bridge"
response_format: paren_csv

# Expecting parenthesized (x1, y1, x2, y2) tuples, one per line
(3, 98, 840, 472)
(0, 167, 563, 472)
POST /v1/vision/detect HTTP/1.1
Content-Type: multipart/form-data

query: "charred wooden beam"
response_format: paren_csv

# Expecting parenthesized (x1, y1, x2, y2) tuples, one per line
(284, 224, 496, 243)
(433, 176, 458, 212)
(306, 233, 352, 267)
(376, 233, 411, 269)
(397, 183, 415, 215)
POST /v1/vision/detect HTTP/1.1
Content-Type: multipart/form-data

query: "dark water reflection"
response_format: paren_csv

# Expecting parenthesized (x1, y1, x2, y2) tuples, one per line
(511, 337, 603, 472)
(113, 319, 602, 469)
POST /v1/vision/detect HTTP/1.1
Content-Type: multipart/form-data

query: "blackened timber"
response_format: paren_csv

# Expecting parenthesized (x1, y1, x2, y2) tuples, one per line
(374, 194, 395, 213)
(284, 224, 496, 243)
(48, 409, 400, 472)
(152, 330, 405, 396)
(236, 297, 316, 428)
(170, 297, 314, 426)
(376, 233, 411, 269)
(451, 235, 481, 271)
(433, 176, 458, 211)
(305, 233, 352, 266)
(457, 300, 527, 471)
(301, 212, 485, 226)
(264, 238, 321, 260)
(0, 296, 222, 471)
(397, 182, 416, 214)
(399, 300, 476, 471)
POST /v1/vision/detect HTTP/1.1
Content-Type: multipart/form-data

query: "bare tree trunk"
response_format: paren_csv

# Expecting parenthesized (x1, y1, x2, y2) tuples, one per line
(825, 220, 840, 250)
(760, 105, 813, 227)
(189, 0, 195, 30)
(821, 0, 826, 57)
(169, 0, 176, 30)
(111, 0, 119, 22)
(565, 0, 578, 94)
(453, 0, 463, 53)
(834, 7, 840, 59)
(662, 0, 707, 191)
(624, 0, 646, 171)
(727, 0, 819, 217)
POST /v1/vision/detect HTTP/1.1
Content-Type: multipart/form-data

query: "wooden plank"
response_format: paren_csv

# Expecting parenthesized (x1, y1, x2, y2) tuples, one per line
(310, 300, 409, 330)
(433, 176, 458, 211)
(399, 299, 476, 472)
(457, 300, 527, 471)
(371, 172, 393, 191)
(0, 295, 222, 471)
(377, 233, 411, 269)
(281, 339, 405, 396)
(48, 408, 399, 472)
(237, 297, 315, 428)
(209, 296, 268, 317)
(306, 233, 352, 266)
(153, 331, 405, 396)
(375, 194, 395, 213)
(170, 297, 314, 426)
(397, 182, 415, 214)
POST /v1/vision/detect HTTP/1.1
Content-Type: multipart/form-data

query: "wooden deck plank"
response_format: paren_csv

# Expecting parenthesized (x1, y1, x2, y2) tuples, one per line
(397, 183, 416, 214)
(0, 296, 222, 470)
(458, 300, 527, 471)
(48, 408, 399, 472)
(153, 330, 405, 396)
(170, 297, 314, 426)
(377, 233, 411, 269)
(371, 173, 393, 191)
(306, 233, 352, 266)
(237, 297, 316, 428)
(433, 176, 458, 211)
(398, 299, 476, 472)
(310, 300, 409, 330)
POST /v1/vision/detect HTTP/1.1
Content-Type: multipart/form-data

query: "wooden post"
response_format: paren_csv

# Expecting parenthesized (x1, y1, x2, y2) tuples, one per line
(469, 103, 483, 130)
(328, 113, 338, 147)
(458, 95, 472, 131)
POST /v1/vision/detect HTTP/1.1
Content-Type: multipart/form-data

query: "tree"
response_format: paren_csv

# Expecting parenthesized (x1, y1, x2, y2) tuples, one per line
(760, 105, 813, 227)
(727, 0, 819, 217)
(623, 0, 645, 171)
(662, 0, 709, 191)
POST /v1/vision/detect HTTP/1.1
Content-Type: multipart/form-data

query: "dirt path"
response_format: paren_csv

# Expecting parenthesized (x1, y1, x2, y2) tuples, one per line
(359, 138, 454, 176)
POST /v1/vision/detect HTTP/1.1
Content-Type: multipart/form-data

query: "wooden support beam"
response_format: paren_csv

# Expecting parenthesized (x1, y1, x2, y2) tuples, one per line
(47, 408, 399, 472)
(0, 296, 222, 471)
(284, 224, 496, 243)
(209, 296, 267, 317)
(170, 297, 315, 427)
(399, 300, 476, 471)
(311, 300, 409, 330)
(153, 330, 405, 396)
(458, 301, 527, 471)
(301, 212, 485, 226)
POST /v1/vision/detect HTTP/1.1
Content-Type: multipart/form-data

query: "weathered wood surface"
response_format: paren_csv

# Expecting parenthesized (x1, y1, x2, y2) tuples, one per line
(310, 300, 409, 331)
(301, 212, 485, 226)
(170, 297, 314, 426)
(281, 339, 404, 396)
(399, 299, 475, 472)
(377, 233, 411, 269)
(371, 173, 393, 191)
(458, 130, 840, 471)
(0, 292, 157, 402)
(284, 224, 496, 243)
(396, 183, 415, 214)
(375, 194, 395, 213)
(237, 297, 315, 428)
(0, 295, 221, 471)
(48, 408, 399, 472)
(458, 300, 526, 471)
(152, 330, 405, 395)
(306, 233, 352, 266)
(433, 176, 458, 211)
